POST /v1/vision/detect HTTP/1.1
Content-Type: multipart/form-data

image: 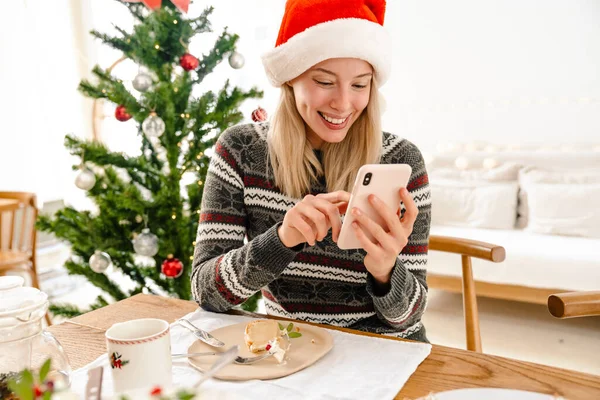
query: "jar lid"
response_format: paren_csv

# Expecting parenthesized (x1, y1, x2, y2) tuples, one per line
(0, 276, 25, 290)
(0, 285, 48, 319)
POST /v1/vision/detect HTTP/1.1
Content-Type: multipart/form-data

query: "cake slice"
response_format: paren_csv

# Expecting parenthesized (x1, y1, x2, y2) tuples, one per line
(244, 319, 282, 353)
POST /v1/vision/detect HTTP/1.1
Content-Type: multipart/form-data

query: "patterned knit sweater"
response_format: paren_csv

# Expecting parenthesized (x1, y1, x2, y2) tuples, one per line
(191, 122, 431, 342)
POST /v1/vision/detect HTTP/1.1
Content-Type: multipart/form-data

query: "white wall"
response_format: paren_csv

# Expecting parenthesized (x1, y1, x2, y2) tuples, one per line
(1, 0, 598, 205)
(0, 0, 92, 205)
(205, 0, 600, 152)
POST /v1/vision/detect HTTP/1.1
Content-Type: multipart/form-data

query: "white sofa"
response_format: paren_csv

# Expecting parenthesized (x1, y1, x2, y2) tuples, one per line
(424, 148, 600, 304)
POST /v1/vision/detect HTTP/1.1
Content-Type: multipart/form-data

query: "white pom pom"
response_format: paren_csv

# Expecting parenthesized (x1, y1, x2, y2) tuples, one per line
(465, 142, 478, 152)
(482, 158, 499, 170)
(454, 156, 469, 170)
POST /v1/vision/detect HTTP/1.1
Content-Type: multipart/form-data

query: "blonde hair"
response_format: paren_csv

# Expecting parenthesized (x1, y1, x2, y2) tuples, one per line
(267, 80, 382, 199)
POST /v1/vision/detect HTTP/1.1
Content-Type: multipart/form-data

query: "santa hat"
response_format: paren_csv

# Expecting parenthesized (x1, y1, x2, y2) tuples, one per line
(261, 0, 391, 87)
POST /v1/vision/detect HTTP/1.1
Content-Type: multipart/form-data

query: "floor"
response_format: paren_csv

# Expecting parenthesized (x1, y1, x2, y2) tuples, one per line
(39, 253, 600, 377)
(422, 289, 600, 376)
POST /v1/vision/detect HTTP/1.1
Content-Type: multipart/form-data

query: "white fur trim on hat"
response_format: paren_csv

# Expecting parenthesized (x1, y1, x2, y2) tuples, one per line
(261, 18, 391, 87)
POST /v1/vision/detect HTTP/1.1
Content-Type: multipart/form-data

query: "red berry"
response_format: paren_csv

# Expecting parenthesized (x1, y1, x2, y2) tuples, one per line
(46, 381, 55, 392)
(150, 386, 162, 396)
(33, 385, 43, 398)
(265, 344, 272, 351)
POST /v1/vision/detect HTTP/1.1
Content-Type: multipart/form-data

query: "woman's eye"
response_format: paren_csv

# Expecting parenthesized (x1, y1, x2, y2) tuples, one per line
(353, 84, 367, 89)
(316, 80, 333, 86)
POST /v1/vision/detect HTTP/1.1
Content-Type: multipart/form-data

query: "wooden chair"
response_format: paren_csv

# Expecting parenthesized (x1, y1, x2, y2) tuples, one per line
(428, 235, 506, 352)
(0, 192, 51, 325)
(548, 291, 600, 318)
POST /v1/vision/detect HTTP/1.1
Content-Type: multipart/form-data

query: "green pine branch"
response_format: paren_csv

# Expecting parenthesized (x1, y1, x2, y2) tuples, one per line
(49, 303, 84, 318)
(195, 29, 239, 83)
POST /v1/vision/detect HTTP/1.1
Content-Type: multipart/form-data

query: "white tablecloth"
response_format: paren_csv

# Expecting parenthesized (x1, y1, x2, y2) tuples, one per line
(71, 309, 431, 400)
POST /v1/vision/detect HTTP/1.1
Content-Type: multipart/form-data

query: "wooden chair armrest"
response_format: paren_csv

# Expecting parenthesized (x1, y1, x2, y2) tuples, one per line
(548, 291, 600, 318)
(429, 235, 506, 262)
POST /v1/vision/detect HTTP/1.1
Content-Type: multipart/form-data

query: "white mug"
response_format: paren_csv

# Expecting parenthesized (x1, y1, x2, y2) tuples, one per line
(105, 318, 172, 394)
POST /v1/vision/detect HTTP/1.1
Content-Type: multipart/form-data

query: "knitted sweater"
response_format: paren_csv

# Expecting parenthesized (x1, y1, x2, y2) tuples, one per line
(191, 122, 431, 342)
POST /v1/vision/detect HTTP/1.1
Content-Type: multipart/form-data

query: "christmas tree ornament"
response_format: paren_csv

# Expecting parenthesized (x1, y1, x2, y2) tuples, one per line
(75, 167, 96, 191)
(142, 112, 166, 137)
(251, 106, 268, 122)
(228, 51, 245, 69)
(89, 250, 112, 273)
(180, 53, 199, 71)
(161, 256, 183, 278)
(132, 71, 152, 92)
(132, 228, 159, 257)
(115, 105, 132, 122)
(124, 0, 190, 13)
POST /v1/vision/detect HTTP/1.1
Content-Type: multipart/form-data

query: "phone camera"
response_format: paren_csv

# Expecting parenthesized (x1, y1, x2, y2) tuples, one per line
(362, 172, 372, 186)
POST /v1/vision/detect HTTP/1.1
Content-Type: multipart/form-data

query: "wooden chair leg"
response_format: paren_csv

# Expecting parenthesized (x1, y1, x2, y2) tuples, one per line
(461, 255, 482, 352)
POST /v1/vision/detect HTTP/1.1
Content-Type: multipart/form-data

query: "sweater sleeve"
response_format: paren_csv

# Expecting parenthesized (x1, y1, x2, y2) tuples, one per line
(191, 129, 301, 312)
(365, 139, 431, 333)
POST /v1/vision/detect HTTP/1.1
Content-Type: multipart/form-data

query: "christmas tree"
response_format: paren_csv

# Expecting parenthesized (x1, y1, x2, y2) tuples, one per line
(37, 0, 263, 317)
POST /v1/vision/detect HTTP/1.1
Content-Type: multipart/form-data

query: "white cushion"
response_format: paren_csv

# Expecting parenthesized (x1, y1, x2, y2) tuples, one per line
(518, 167, 600, 235)
(429, 225, 600, 291)
(429, 162, 521, 182)
(431, 181, 519, 230)
(524, 183, 600, 238)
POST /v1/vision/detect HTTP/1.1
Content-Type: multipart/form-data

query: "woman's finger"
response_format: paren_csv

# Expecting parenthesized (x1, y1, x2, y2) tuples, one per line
(367, 194, 403, 239)
(296, 202, 329, 241)
(290, 212, 317, 246)
(352, 221, 384, 257)
(351, 207, 387, 241)
(311, 197, 342, 242)
(399, 188, 419, 229)
(316, 190, 351, 204)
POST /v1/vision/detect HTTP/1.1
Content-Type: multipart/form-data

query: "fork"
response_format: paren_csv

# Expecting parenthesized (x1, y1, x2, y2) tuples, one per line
(172, 351, 273, 365)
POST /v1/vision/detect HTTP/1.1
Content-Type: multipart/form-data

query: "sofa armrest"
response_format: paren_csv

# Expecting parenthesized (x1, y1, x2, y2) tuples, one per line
(548, 291, 600, 318)
(429, 235, 506, 263)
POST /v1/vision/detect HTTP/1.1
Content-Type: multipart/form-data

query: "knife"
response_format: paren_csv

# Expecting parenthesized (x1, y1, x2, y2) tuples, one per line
(177, 318, 225, 347)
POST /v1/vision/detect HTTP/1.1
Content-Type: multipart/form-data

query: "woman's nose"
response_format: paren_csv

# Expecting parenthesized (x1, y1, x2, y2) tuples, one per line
(330, 87, 352, 112)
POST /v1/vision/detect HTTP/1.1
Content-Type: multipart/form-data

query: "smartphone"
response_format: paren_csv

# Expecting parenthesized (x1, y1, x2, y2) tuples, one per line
(337, 163, 412, 250)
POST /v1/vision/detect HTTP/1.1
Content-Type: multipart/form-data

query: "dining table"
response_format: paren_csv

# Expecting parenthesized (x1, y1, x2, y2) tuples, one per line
(48, 293, 600, 399)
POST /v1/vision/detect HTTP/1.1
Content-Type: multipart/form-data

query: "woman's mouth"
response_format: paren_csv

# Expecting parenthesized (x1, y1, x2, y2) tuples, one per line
(318, 112, 351, 130)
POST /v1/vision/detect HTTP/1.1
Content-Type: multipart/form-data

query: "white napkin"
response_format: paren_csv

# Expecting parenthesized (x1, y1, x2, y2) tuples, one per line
(70, 309, 431, 400)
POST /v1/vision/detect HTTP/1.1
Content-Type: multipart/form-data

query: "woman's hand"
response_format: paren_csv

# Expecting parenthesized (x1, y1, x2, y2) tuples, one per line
(350, 188, 419, 284)
(278, 190, 350, 248)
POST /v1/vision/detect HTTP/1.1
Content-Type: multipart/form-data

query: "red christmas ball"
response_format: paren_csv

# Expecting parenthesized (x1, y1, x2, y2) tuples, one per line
(161, 257, 183, 278)
(115, 105, 132, 122)
(180, 53, 199, 71)
(251, 106, 268, 122)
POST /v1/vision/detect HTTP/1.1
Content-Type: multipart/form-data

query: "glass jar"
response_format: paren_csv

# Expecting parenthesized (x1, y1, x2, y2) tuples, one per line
(0, 276, 72, 389)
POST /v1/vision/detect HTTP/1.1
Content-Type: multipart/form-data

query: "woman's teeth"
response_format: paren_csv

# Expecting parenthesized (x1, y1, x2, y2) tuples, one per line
(319, 112, 348, 125)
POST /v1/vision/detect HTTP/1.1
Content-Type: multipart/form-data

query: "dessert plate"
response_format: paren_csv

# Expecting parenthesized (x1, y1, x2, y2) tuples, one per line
(187, 321, 333, 380)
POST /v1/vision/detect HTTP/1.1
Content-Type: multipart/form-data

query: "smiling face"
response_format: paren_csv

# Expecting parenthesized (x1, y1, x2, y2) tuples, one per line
(288, 58, 373, 149)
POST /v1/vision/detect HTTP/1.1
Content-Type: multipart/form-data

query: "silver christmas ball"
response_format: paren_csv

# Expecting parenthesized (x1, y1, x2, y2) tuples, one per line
(132, 72, 152, 92)
(228, 51, 245, 69)
(142, 113, 166, 137)
(75, 168, 96, 191)
(89, 250, 112, 273)
(132, 228, 159, 257)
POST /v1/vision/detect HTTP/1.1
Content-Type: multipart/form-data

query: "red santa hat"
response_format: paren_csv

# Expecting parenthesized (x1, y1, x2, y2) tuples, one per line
(261, 0, 391, 87)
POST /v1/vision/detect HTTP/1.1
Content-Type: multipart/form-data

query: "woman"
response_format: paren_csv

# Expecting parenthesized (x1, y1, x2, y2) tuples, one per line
(191, 0, 431, 342)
